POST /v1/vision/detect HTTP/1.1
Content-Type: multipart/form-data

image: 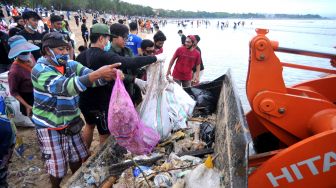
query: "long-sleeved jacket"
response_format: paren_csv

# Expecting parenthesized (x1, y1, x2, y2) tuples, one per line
(31, 57, 106, 128)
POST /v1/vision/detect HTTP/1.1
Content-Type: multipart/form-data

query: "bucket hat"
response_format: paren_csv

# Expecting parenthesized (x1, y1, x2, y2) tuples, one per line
(8, 35, 40, 59)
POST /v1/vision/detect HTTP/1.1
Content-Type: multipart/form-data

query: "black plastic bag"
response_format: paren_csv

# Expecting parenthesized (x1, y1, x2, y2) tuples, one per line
(190, 88, 216, 115)
(200, 122, 215, 148)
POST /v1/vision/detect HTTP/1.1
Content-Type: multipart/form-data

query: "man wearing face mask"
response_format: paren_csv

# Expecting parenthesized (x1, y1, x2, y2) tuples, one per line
(31, 32, 122, 188)
(76, 23, 166, 150)
(50, 15, 74, 59)
(18, 11, 45, 61)
(8, 35, 39, 117)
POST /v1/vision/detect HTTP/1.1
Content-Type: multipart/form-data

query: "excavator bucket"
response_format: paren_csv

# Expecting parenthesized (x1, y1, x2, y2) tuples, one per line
(213, 70, 251, 187)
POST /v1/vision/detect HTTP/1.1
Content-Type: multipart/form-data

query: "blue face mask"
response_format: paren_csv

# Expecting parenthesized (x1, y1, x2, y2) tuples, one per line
(104, 41, 111, 52)
(18, 53, 31, 61)
(49, 49, 69, 66)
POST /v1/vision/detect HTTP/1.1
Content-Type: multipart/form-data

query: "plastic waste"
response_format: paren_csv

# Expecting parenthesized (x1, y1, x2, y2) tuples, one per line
(200, 122, 216, 148)
(133, 166, 153, 177)
(139, 63, 196, 141)
(204, 155, 214, 168)
(15, 136, 24, 156)
(0, 72, 35, 127)
(108, 73, 160, 155)
(190, 88, 216, 115)
(154, 173, 173, 187)
(184, 164, 221, 188)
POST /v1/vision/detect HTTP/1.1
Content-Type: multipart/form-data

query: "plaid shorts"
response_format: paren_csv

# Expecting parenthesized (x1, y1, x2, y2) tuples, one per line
(36, 128, 89, 178)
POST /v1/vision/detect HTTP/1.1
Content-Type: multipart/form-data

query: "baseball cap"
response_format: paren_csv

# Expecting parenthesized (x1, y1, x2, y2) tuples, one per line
(42, 32, 70, 50)
(90, 23, 111, 35)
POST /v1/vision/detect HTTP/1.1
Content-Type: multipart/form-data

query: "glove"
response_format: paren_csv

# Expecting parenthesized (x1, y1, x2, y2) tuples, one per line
(134, 78, 147, 93)
(155, 53, 166, 63)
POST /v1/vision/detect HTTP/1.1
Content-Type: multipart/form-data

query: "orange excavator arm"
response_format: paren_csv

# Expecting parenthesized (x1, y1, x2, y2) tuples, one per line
(246, 29, 336, 188)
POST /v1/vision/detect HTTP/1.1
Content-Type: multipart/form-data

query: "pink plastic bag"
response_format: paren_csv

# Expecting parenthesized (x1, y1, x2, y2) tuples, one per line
(108, 73, 160, 154)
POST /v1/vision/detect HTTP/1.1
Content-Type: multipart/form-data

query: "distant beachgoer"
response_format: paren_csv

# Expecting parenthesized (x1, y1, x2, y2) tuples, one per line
(11, 7, 19, 17)
(154, 24, 160, 33)
(66, 10, 70, 20)
(166, 35, 201, 87)
(153, 30, 166, 55)
(126, 22, 142, 56)
(5, 5, 11, 17)
(178, 29, 186, 45)
(60, 15, 71, 32)
(81, 19, 88, 47)
(44, 7, 48, 17)
(74, 13, 79, 27)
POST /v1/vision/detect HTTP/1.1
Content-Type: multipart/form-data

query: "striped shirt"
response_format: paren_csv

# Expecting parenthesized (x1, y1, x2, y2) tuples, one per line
(31, 57, 106, 129)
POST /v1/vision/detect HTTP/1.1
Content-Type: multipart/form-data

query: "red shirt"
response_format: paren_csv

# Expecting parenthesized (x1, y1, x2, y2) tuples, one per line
(154, 47, 163, 55)
(172, 47, 201, 81)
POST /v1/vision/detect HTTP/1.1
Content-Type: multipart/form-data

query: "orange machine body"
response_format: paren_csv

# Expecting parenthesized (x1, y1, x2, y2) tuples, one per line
(246, 29, 336, 187)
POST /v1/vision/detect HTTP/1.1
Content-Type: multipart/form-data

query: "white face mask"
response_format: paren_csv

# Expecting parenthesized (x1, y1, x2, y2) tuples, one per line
(27, 24, 38, 32)
(18, 53, 31, 61)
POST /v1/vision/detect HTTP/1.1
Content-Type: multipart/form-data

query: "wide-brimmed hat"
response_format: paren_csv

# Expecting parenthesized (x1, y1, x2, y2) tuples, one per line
(8, 35, 40, 59)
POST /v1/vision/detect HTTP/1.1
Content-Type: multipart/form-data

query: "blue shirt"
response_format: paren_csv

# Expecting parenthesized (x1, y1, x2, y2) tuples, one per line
(126, 33, 142, 56)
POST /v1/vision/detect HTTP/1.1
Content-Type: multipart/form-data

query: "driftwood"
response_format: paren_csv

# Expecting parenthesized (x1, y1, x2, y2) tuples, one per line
(177, 148, 214, 157)
(108, 155, 164, 176)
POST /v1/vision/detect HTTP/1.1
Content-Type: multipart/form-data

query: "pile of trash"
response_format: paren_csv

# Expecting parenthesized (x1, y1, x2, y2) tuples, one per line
(85, 113, 220, 188)
(66, 63, 225, 188)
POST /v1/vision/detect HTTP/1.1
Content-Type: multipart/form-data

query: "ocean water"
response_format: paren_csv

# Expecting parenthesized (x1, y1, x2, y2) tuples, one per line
(156, 19, 336, 112)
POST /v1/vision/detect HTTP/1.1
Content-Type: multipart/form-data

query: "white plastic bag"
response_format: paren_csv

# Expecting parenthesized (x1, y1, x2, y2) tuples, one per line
(139, 63, 171, 139)
(0, 72, 34, 127)
(165, 81, 196, 131)
(185, 164, 221, 188)
(139, 63, 196, 140)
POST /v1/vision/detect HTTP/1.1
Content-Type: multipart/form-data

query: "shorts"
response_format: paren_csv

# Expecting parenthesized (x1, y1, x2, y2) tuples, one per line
(36, 128, 89, 178)
(81, 109, 110, 135)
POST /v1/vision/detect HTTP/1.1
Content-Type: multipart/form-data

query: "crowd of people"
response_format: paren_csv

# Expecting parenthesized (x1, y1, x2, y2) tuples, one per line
(0, 4, 206, 187)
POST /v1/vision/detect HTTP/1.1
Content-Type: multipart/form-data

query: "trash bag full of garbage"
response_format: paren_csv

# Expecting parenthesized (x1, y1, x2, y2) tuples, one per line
(108, 72, 160, 155)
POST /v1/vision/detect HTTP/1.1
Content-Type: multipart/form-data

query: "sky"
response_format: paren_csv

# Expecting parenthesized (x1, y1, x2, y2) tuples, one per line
(121, 0, 336, 17)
